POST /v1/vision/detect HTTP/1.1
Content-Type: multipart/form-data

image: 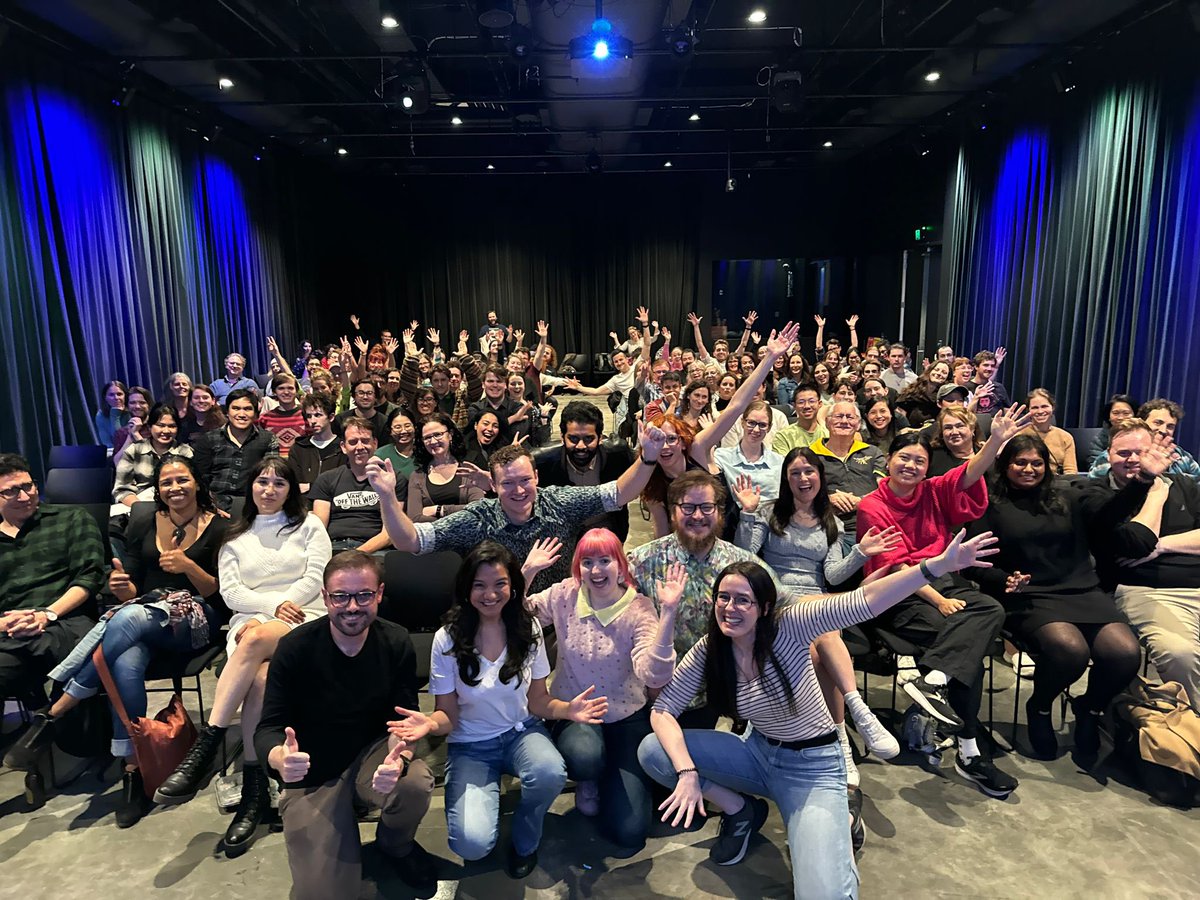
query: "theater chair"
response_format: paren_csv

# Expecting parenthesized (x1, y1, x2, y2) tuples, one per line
(1067, 427, 1103, 472)
(47, 445, 108, 470)
(381, 550, 461, 689)
(44, 467, 114, 504)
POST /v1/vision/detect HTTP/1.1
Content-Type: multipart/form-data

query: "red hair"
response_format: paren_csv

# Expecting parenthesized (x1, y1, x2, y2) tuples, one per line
(641, 413, 698, 505)
(571, 528, 633, 588)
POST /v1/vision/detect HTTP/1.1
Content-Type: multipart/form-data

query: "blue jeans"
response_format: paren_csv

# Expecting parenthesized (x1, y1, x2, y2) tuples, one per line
(444, 719, 566, 859)
(63, 604, 209, 757)
(638, 727, 859, 900)
(552, 706, 655, 851)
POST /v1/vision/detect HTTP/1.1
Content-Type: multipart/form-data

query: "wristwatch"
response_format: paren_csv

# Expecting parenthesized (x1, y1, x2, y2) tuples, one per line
(41, 609, 59, 623)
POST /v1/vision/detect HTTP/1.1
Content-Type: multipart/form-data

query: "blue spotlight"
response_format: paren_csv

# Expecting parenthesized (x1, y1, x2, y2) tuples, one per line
(593, 39, 610, 59)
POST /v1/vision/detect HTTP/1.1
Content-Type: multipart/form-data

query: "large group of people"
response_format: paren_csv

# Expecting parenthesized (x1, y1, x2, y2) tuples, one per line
(2, 306, 1198, 900)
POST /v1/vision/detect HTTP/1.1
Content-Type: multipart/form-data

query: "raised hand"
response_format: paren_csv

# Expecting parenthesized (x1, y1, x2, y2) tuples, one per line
(455, 460, 493, 492)
(108, 557, 132, 595)
(989, 403, 1032, 443)
(426, 327, 440, 345)
(750, 331, 762, 344)
(1139, 431, 1178, 481)
(276, 727, 311, 783)
(1004, 571, 1031, 593)
(401, 328, 414, 344)
(857, 525, 903, 557)
(813, 314, 826, 328)
(266, 335, 279, 354)
(353, 335, 369, 354)
(845, 314, 859, 329)
(350, 314, 361, 330)
(655, 562, 688, 613)
(994, 346, 1007, 368)
(371, 742, 411, 795)
(505, 324, 514, 339)
(523, 537, 563, 582)
(513, 328, 525, 344)
(536, 320, 549, 339)
(387, 706, 436, 743)
(364, 456, 397, 497)
(933, 529, 1000, 573)
(383, 336, 400, 355)
(639, 421, 667, 459)
(732, 473, 761, 514)
(922, 358, 932, 371)
(686, 312, 701, 327)
(743, 310, 758, 328)
(409, 319, 420, 332)
(765, 321, 801, 356)
(697, 412, 715, 432)
(660, 326, 672, 341)
(566, 686, 609, 724)
(458, 329, 469, 343)
(609, 331, 619, 341)
(635, 306, 651, 326)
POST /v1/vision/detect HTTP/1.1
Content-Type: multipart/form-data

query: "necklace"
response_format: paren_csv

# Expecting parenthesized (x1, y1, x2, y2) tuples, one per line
(165, 509, 200, 547)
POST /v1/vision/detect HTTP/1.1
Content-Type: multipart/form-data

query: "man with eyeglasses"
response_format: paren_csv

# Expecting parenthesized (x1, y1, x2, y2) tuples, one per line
(0, 454, 103, 764)
(337, 380, 389, 445)
(810, 402, 887, 558)
(772, 385, 829, 455)
(311, 419, 403, 553)
(367, 423, 667, 592)
(256, 550, 437, 896)
(209, 352, 260, 404)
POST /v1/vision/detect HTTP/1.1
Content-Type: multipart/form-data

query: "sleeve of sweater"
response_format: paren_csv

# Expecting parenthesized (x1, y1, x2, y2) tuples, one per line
(734, 507, 769, 554)
(524, 580, 563, 628)
(931, 463, 989, 526)
(629, 597, 676, 689)
(284, 516, 333, 609)
(1079, 478, 1158, 558)
(217, 537, 284, 618)
(823, 521, 868, 586)
(406, 473, 434, 523)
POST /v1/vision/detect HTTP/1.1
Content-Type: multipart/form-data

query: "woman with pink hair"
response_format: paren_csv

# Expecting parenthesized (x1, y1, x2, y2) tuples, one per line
(521, 528, 685, 853)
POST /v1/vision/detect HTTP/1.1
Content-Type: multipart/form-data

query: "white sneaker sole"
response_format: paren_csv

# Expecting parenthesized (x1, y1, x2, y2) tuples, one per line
(902, 682, 965, 732)
(953, 759, 1015, 799)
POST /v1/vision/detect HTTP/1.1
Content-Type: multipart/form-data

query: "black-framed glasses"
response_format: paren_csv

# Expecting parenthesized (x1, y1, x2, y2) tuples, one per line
(675, 502, 717, 516)
(327, 590, 379, 608)
(743, 420, 770, 431)
(0, 481, 36, 500)
(423, 429, 449, 442)
(715, 592, 754, 611)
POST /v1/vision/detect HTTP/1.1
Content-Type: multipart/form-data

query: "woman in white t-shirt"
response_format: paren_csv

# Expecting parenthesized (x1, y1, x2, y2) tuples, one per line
(387, 542, 607, 880)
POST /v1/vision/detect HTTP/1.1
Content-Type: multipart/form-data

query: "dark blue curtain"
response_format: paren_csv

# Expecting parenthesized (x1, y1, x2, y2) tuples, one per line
(0, 48, 316, 475)
(941, 80, 1200, 450)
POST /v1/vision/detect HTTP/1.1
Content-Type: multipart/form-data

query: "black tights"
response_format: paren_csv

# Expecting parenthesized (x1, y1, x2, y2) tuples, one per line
(1024, 621, 1141, 712)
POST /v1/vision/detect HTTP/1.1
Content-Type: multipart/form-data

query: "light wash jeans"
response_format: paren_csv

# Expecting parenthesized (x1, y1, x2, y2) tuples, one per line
(61, 604, 209, 757)
(638, 727, 859, 900)
(444, 719, 567, 859)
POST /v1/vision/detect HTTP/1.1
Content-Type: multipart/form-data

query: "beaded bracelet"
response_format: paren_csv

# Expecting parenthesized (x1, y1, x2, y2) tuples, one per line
(675, 766, 698, 777)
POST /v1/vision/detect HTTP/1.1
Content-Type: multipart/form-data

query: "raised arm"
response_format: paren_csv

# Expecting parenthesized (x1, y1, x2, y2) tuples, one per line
(962, 403, 1031, 489)
(845, 314, 860, 350)
(531, 320, 549, 372)
(364, 457, 420, 552)
(687, 312, 711, 361)
(635, 306, 653, 367)
(266, 336, 291, 376)
(732, 311, 757, 358)
(616, 422, 667, 506)
(657, 326, 672, 361)
(813, 315, 826, 353)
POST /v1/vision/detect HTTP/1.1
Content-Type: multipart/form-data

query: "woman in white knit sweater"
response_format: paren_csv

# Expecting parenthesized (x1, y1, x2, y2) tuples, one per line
(154, 457, 331, 858)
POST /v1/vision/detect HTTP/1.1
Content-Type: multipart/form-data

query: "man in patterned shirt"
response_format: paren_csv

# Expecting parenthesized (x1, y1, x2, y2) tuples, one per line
(366, 423, 667, 592)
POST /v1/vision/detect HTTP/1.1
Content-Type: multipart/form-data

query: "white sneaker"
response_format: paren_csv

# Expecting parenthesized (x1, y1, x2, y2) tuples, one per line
(847, 705, 901, 760)
(1003, 651, 1036, 679)
(896, 655, 921, 686)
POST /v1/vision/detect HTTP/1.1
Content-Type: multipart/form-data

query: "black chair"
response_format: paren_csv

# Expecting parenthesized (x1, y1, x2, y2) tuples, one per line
(1067, 427, 1102, 472)
(145, 645, 226, 724)
(44, 467, 114, 504)
(48, 445, 108, 470)
(381, 550, 462, 688)
(78, 502, 113, 559)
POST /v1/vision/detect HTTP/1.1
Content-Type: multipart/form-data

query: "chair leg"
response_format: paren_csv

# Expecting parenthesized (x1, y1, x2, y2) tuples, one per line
(193, 674, 206, 724)
(1010, 663, 1022, 747)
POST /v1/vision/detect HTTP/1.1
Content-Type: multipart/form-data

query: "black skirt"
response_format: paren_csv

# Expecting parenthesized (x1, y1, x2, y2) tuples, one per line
(1003, 587, 1124, 637)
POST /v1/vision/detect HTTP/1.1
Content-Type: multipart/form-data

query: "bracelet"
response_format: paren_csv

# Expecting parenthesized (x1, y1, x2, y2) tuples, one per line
(919, 559, 934, 581)
(642, 456, 659, 466)
(436, 505, 443, 517)
(675, 766, 698, 777)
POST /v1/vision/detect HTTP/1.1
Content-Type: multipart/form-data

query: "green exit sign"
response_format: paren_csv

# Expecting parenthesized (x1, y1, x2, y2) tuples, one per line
(914, 225, 939, 242)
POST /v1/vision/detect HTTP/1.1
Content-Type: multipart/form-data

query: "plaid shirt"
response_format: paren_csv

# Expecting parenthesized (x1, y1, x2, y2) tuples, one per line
(627, 534, 789, 661)
(415, 482, 618, 592)
(192, 425, 280, 507)
(0, 505, 104, 615)
(113, 441, 194, 503)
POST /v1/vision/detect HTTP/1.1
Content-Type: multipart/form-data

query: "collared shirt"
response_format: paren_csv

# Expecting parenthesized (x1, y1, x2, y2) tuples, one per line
(0, 505, 104, 614)
(414, 482, 619, 591)
(714, 443, 784, 504)
(192, 425, 280, 506)
(627, 534, 789, 661)
(577, 584, 637, 627)
(113, 441, 194, 503)
(771, 420, 829, 455)
(809, 436, 886, 529)
(209, 375, 260, 404)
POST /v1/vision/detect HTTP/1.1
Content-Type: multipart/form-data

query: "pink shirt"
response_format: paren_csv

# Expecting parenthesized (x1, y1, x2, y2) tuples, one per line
(856, 463, 988, 577)
(526, 578, 676, 723)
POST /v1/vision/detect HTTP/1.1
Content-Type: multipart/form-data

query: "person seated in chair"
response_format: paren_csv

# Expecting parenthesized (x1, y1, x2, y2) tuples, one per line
(0, 454, 103, 745)
(8, 456, 228, 825)
(534, 401, 634, 542)
(1088, 399, 1200, 481)
(288, 393, 345, 494)
(310, 419, 400, 554)
(210, 353, 259, 405)
(191, 389, 280, 510)
(112, 403, 194, 508)
(153, 458, 331, 856)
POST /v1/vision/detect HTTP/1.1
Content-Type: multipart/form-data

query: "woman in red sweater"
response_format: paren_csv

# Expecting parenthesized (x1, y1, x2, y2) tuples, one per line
(856, 403, 1029, 798)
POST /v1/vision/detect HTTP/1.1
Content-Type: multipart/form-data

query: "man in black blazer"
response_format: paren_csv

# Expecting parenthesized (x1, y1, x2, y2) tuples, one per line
(534, 401, 634, 541)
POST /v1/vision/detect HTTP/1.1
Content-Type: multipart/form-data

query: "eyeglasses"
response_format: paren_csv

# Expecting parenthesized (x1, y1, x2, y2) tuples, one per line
(715, 593, 755, 612)
(662, 435, 682, 446)
(0, 480, 36, 500)
(354, 390, 376, 398)
(327, 590, 378, 608)
(829, 414, 859, 422)
(675, 502, 717, 516)
(423, 429, 449, 442)
(743, 420, 770, 431)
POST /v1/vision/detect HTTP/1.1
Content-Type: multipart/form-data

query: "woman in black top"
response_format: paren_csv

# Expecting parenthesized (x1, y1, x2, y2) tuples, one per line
(464, 410, 505, 468)
(19, 455, 227, 826)
(927, 406, 981, 477)
(968, 435, 1140, 759)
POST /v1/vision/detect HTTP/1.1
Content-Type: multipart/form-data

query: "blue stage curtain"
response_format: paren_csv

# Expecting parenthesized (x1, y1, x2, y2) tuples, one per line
(941, 80, 1200, 450)
(0, 48, 316, 475)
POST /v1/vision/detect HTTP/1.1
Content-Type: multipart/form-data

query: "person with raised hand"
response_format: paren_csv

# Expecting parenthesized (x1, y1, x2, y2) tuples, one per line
(255, 551, 437, 897)
(638, 530, 999, 899)
(517, 532, 683, 853)
(387, 542, 602, 879)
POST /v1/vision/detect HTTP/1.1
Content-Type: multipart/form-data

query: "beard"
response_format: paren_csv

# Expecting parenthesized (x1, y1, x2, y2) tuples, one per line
(331, 608, 374, 637)
(568, 446, 599, 468)
(674, 511, 724, 556)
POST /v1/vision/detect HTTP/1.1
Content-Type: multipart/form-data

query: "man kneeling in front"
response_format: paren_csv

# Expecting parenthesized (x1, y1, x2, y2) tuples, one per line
(255, 550, 437, 897)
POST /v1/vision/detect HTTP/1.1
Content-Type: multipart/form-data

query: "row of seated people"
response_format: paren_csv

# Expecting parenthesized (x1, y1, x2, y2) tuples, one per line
(4, 316, 1199, 898)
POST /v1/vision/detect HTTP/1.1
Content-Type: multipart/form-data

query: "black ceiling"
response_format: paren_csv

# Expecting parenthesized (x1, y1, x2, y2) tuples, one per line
(2, 0, 1187, 175)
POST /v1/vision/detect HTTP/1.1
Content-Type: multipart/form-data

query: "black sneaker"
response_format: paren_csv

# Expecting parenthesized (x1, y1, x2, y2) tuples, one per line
(392, 841, 438, 890)
(506, 844, 538, 879)
(710, 794, 769, 866)
(848, 787, 865, 853)
(902, 679, 965, 733)
(954, 752, 1019, 798)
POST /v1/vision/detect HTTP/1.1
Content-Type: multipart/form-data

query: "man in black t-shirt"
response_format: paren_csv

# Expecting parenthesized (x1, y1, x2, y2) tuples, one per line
(256, 551, 436, 896)
(310, 419, 404, 552)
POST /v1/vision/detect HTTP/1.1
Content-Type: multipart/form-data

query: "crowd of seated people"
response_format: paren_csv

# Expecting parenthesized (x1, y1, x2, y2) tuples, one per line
(3, 306, 1200, 900)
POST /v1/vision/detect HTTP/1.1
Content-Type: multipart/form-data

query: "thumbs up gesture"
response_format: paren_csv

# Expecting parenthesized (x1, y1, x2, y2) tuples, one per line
(371, 741, 410, 795)
(109, 557, 134, 598)
(275, 727, 311, 783)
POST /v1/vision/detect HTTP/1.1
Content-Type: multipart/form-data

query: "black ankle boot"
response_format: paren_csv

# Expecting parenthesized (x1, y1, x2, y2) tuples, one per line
(116, 768, 153, 828)
(153, 723, 226, 805)
(4, 711, 56, 771)
(1025, 697, 1058, 760)
(1072, 698, 1102, 756)
(222, 764, 270, 857)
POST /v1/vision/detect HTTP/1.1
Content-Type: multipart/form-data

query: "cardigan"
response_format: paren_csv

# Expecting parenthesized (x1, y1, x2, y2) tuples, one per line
(406, 469, 487, 523)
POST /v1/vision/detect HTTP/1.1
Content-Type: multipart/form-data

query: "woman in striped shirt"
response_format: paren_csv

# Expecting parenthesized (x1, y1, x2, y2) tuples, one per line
(637, 529, 999, 900)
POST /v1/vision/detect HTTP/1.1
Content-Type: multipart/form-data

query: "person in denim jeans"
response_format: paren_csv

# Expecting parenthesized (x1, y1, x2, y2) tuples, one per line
(638, 531, 1000, 899)
(386, 542, 607, 879)
(520, 529, 686, 852)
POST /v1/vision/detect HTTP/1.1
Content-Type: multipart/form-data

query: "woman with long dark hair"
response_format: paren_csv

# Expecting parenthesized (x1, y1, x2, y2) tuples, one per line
(386, 542, 606, 879)
(861, 398, 903, 450)
(112, 385, 154, 460)
(968, 434, 1140, 759)
(732, 447, 904, 779)
(178, 384, 226, 444)
(153, 457, 331, 856)
(19, 456, 227, 827)
(95, 380, 131, 449)
(638, 532, 999, 898)
(407, 412, 485, 522)
(1087, 392, 1138, 466)
(112, 403, 194, 508)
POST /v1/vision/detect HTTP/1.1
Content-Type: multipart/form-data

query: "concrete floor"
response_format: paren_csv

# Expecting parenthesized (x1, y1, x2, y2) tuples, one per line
(4, 405, 1199, 898)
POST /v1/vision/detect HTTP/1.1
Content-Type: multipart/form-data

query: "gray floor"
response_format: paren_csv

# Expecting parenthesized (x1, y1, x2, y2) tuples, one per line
(4, 405, 1199, 898)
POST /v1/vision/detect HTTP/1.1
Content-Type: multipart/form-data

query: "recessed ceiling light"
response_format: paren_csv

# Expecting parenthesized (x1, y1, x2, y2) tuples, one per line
(689, 112, 701, 121)
(337, 147, 348, 155)
(664, 160, 673, 167)
(217, 77, 234, 90)
(486, 163, 495, 170)
(401, 96, 414, 110)
(748, 9, 767, 24)
(924, 70, 941, 83)
(823, 141, 833, 148)
(381, 15, 398, 28)
(451, 116, 463, 125)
